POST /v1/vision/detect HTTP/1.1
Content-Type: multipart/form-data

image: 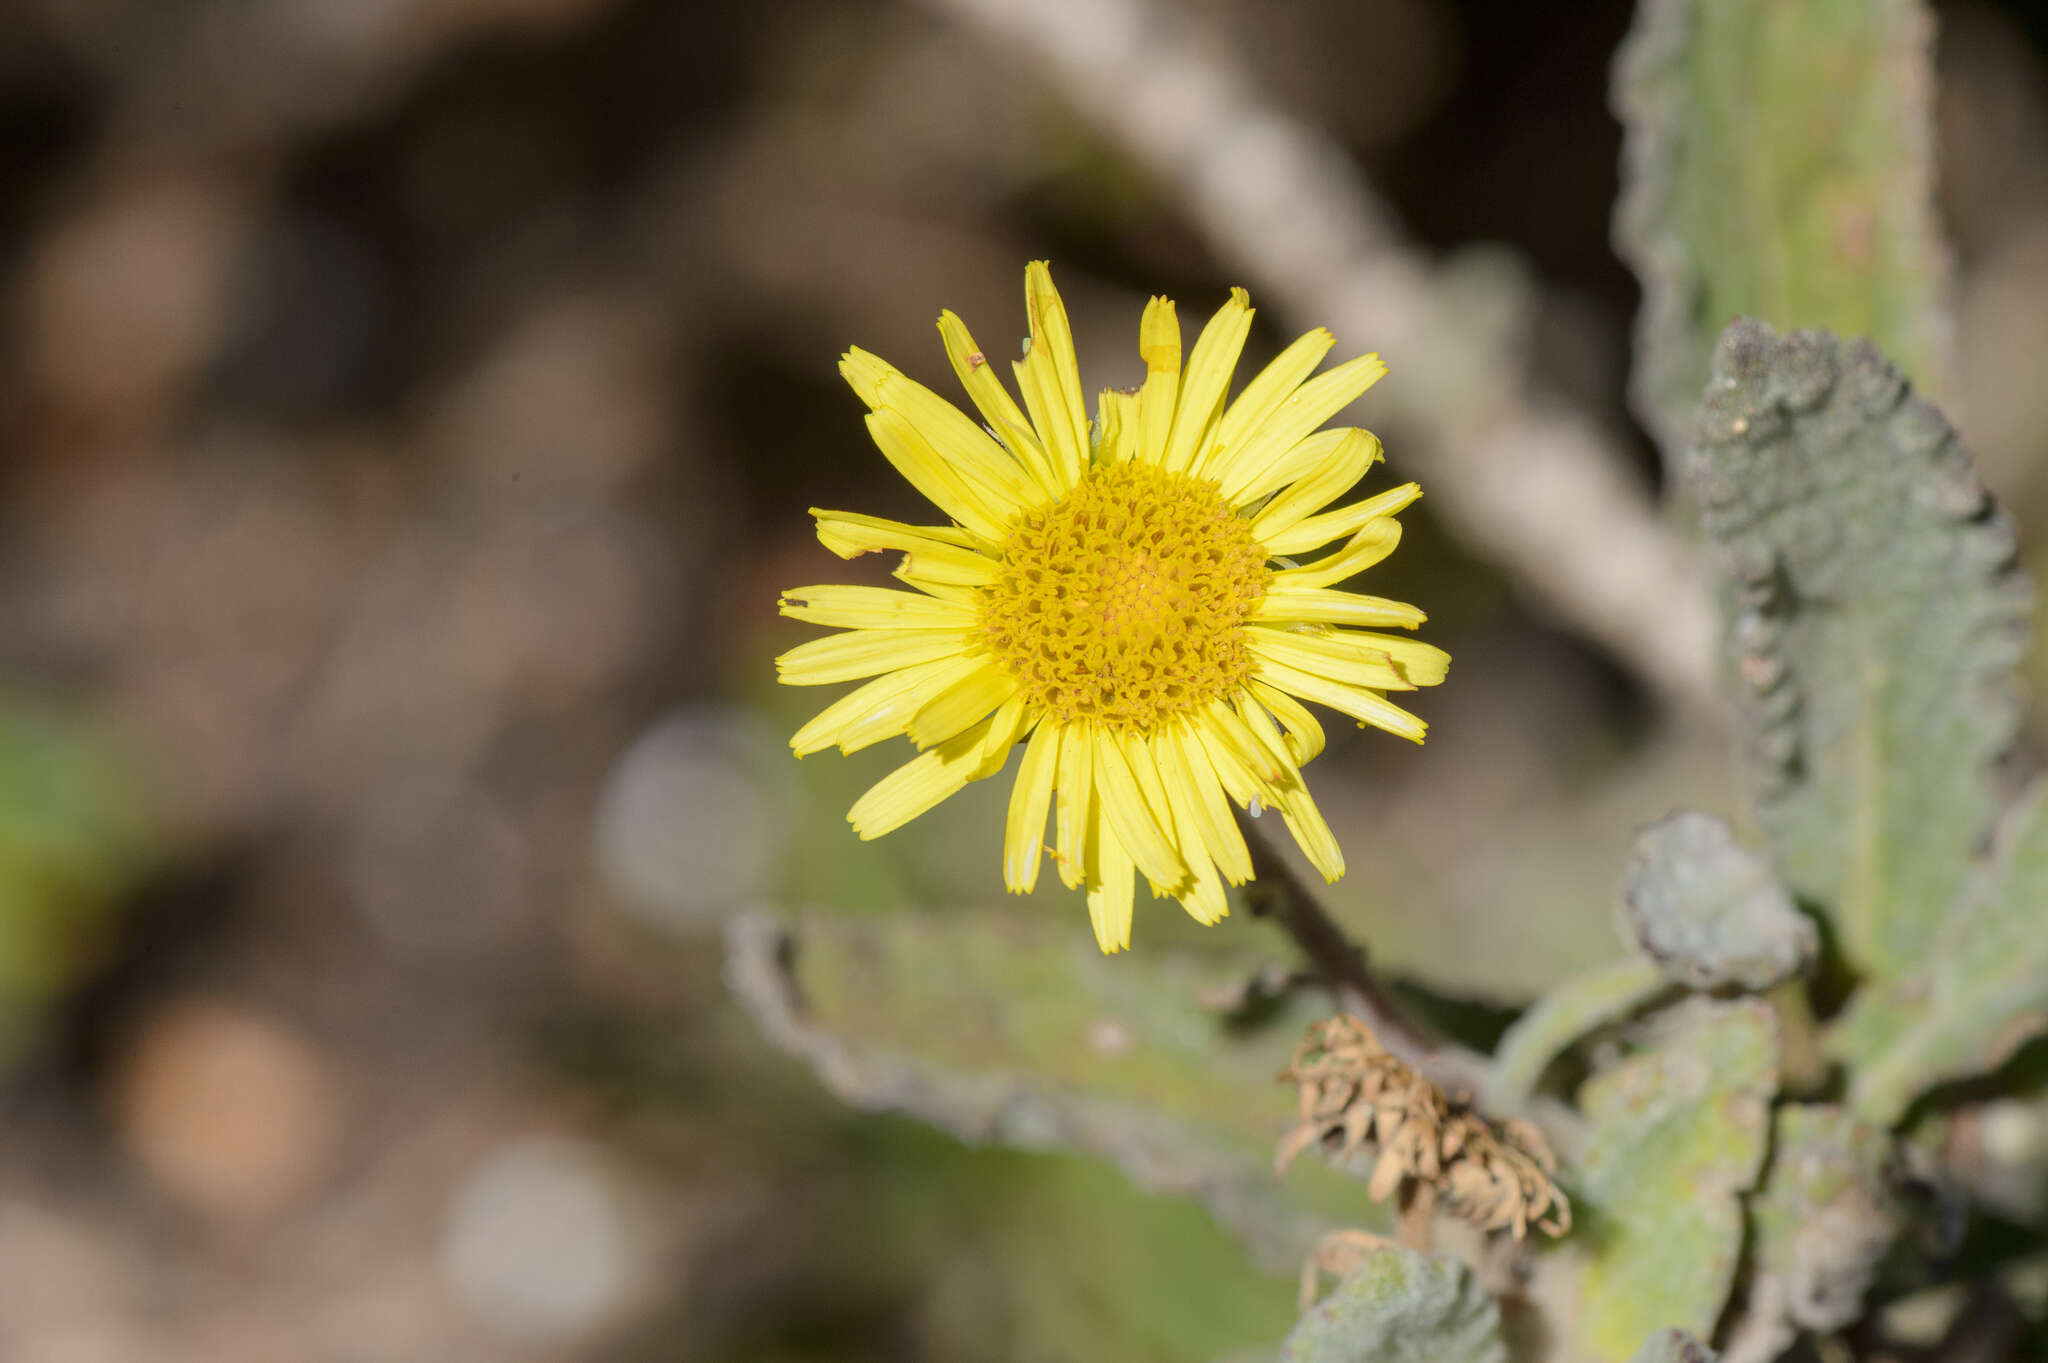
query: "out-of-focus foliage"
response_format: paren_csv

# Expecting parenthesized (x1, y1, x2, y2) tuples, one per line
(1275, 1246, 1505, 1363)
(1553, 999, 1778, 1363)
(1251, 320, 2040, 1361)
(1676, 322, 2036, 1358)
(1486, 808, 1808, 1111)
(1613, 0, 1950, 464)
(1744, 1105, 1903, 1338)
(833, 1122, 1301, 1363)
(0, 695, 156, 1057)
(727, 909, 1389, 1269)
(1614, 810, 1814, 993)
(1835, 781, 2048, 1125)
(1691, 320, 2030, 984)
(1484, 955, 1662, 1112)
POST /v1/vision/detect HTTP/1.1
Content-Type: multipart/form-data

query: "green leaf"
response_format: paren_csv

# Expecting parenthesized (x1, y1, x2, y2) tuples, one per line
(1617, 810, 1815, 993)
(1743, 1105, 1903, 1337)
(0, 696, 156, 1060)
(910, 1145, 1300, 1362)
(1690, 320, 2031, 983)
(1486, 956, 1666, 1112)
(725, 909, 1388, 1269)
(1613, 0, 1949, 464)
(1278, 1247, 1505, 1363)
(1560, 998, 1779, 1363)
(1837, 781, 2048, 1125)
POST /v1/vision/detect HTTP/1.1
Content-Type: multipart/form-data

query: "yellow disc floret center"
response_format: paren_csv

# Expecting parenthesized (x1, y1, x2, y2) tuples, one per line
(978, 461, 1269, 729)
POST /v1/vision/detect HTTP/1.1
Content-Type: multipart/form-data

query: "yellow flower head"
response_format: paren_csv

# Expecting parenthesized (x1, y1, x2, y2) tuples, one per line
(778, 263, 1446, 953)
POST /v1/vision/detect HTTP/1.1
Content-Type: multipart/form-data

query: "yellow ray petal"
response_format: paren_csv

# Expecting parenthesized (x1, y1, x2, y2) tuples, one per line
(1196, 326, 1335, 480)
(1092, 729, 1188, 891)
(1218, 428, 1340, 507)
(837, 345, 894, 401)
(1022, 261, 1091, 487)
(1190, 713, 1265, 808)
(1096, 387, 1139, 464)
(1054, 721, 1095, 890)
(1024, 261, 1089, 470)
(1014, 355, 1070, 487)
(1004, 719, 1061, 893)
(1210, 352, 1386, 490)
(908, 665, 1021, 749)
(841, 348, 1037, 512)
(969, 691, 1035, 780)
(1249, 656, 1429, 743)
(1273, 782, 1345, 882)
(1256, 626, 1449, 687)
(1151, 738, 1231, 924)
(1135, 295, 1181, 467)
(1234, 692, 1305, 785)
(938, 309, 1058, 495)
(1161, 721, 1253, 884)
(1175, 852, 1229, 926)
(1348, 631, 1451, 686)
(893, 568, 981, 606)
(1198, 697, 1288, 788)
(847, 712, 1001, 839)
(776, 627, 972, 686)
(1085, 817, 1136, 952)
(1254, 583, 1428, 630)
(1273, 518, 1403, 590)
(1160, 287, 1253, 474)
(1250, 429, 1382, 541)
(864, 409, 1011, 542)
(1247, 628, 1416, 692)
(1259, 481, 1421, 558)
(780, 584, 979, 630)
(790, 654, 984, 756)
(1115, 729, 1183, 863)
(1247, 679, 1327, 765)
(811, 510, 997, 580)
(897, 547, 1002, 587)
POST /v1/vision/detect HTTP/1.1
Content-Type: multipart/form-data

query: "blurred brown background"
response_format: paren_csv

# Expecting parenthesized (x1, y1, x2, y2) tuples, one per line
(2, 1, 2048, 1359)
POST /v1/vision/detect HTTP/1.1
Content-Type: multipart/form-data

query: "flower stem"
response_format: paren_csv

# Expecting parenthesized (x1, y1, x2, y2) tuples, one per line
(1236, 810, 1494, 1102)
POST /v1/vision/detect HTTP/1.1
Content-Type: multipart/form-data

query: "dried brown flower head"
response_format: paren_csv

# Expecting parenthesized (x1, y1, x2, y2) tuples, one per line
(1277, 1015, 1570, 1241)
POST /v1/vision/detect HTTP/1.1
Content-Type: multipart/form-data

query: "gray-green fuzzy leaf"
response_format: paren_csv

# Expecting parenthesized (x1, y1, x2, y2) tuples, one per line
(725, 909, 1383, 1269)
(1278, 1248, 1505, 1363)
(1746, 1105, 1904, 1333)
(1837, 781, 2048, 1125)
(1617, 810, 1815, 993)
(1486, 956, 1666, 1112)
(1613, 0, 1949, 466)
(1561, 997, 1779, 1362)
(1690, 320, 2031, 984)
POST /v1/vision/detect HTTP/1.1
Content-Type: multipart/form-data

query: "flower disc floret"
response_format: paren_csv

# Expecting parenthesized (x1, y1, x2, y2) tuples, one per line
(978, 462, 1268, 731)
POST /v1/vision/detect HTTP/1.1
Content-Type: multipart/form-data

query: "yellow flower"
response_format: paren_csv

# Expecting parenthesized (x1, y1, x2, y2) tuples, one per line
(778, 263, 1446, 952)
